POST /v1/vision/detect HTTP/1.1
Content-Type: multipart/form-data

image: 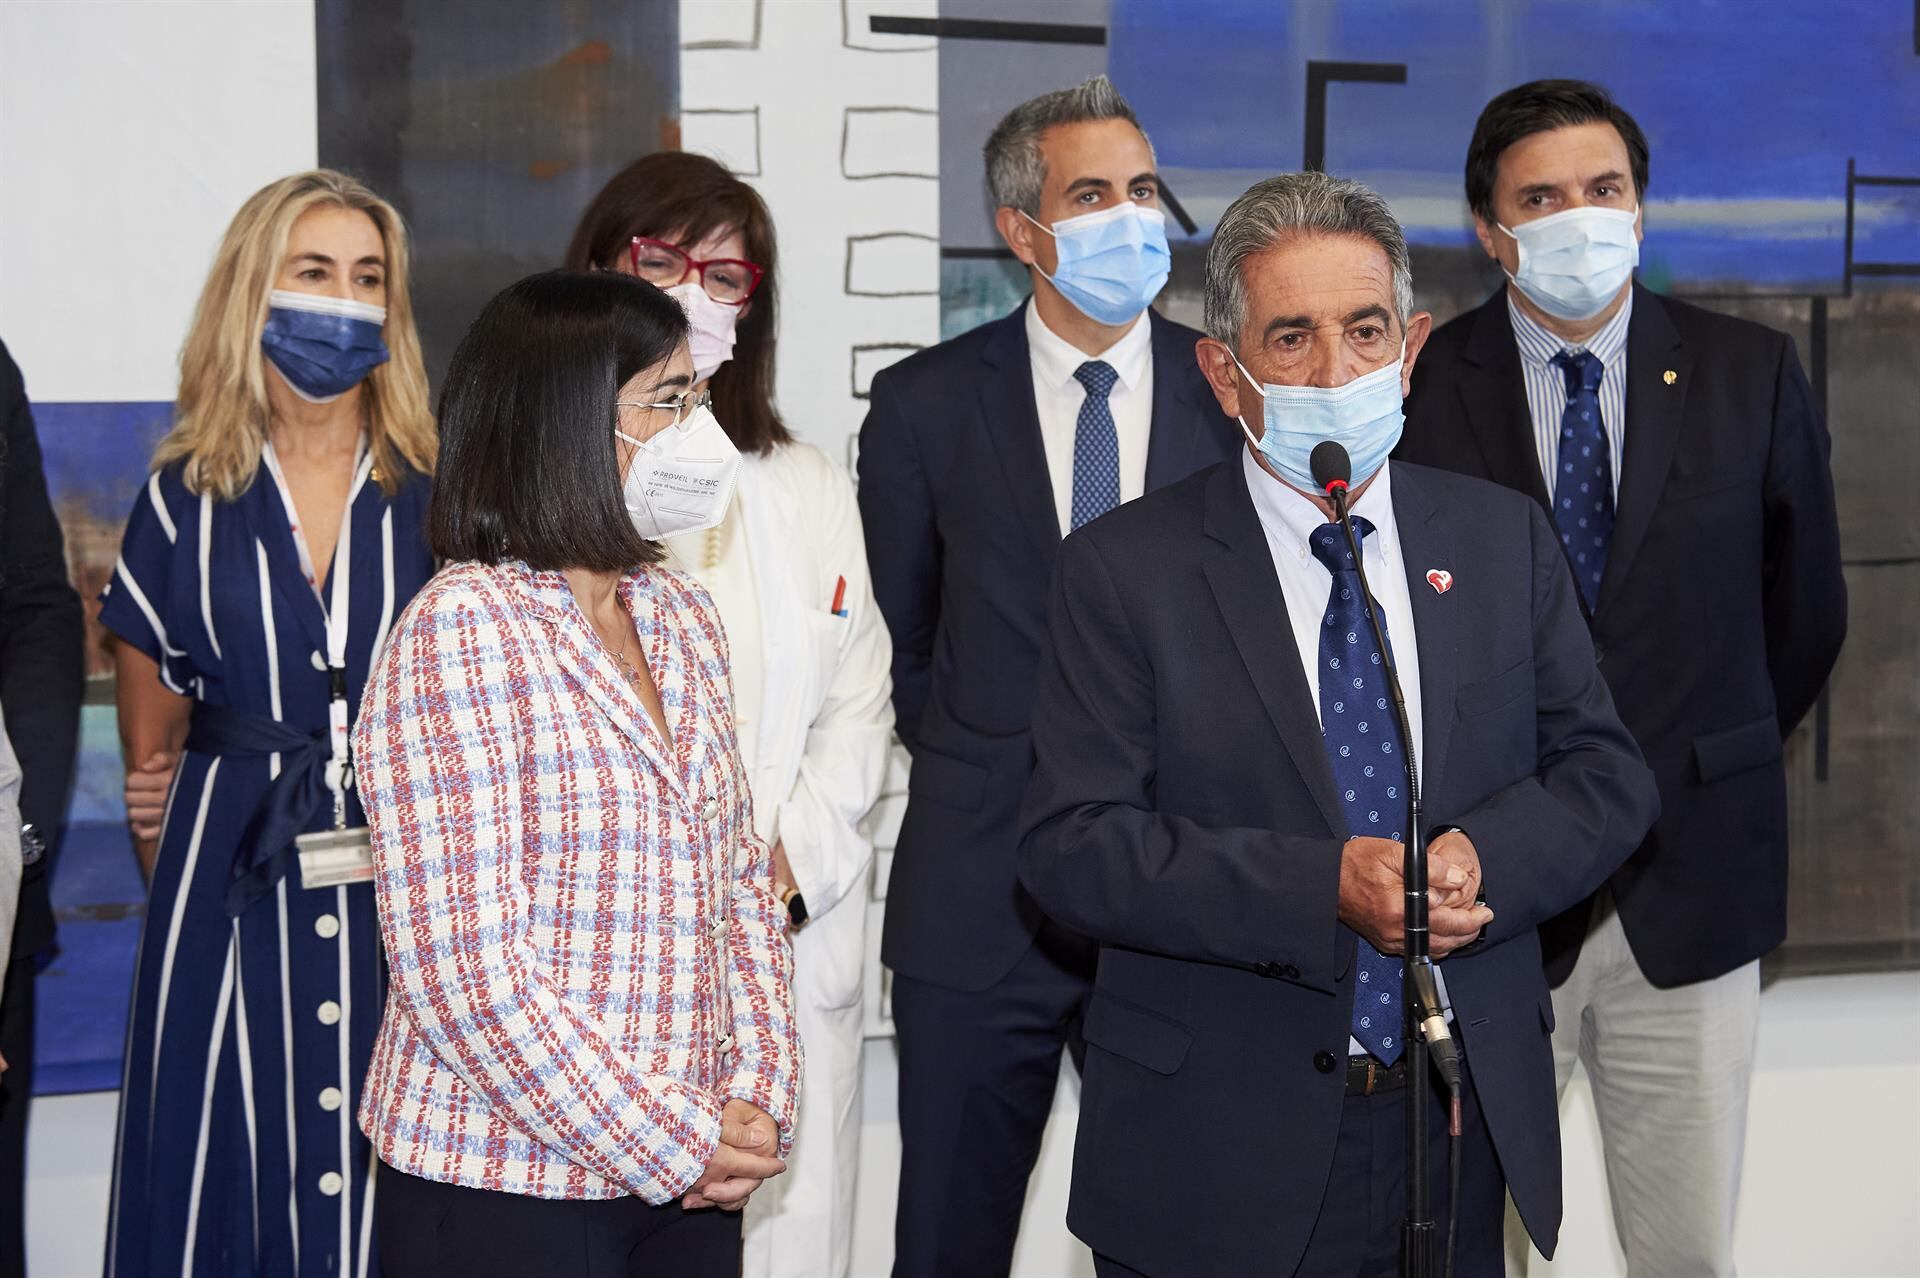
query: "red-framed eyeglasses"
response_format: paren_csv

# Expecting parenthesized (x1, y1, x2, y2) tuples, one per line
(627, 237, 764, 305)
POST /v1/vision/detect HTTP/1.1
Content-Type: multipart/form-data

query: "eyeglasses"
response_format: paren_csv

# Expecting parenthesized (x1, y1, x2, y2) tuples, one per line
(616, 388, 711, 426)
(627, 237, 764, 305)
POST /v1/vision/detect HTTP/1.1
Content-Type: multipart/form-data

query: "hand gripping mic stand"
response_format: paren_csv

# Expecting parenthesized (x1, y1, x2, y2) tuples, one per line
(1309, 442, 1464, 1278)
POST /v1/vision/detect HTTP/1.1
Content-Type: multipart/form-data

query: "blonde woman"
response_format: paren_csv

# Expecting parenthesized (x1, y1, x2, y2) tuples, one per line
(99, 170, 436, 1278)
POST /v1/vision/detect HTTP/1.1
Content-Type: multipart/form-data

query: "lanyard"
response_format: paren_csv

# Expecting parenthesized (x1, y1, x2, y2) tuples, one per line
(321, 449, 374, 830)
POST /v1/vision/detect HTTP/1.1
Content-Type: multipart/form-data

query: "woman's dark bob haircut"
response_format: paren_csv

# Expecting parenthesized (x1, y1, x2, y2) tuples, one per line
(429, 270, 688, 572)
(564, 151, 791, 457)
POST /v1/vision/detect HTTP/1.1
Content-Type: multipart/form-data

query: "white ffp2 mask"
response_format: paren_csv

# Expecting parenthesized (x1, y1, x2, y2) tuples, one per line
(617, 402, 742, 539)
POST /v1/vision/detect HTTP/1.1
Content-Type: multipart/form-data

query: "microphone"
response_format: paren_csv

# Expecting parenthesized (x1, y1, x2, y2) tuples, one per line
(1310, 441, 1351, 509)
(1309, 441, 1461, 1266)
(1408, 962, 1463, 1095)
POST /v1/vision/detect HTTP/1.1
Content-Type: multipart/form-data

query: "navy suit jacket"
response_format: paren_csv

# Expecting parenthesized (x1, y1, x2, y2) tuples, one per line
(1398, 286, 1846, 987)
(0, 338, 83, 958)
(858, 303, 1240, 990)
(1016, 458, 1658, 1276)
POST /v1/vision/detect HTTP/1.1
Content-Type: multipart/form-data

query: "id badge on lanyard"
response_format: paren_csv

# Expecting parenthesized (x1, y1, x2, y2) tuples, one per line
(297, 457, 375, 890)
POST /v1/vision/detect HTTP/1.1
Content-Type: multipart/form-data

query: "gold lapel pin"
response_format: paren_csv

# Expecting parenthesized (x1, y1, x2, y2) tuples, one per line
(1663, 369, 1678, 385)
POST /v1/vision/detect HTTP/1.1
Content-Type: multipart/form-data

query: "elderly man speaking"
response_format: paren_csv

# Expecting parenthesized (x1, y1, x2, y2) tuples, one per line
(1016, 172, 1659, 1278)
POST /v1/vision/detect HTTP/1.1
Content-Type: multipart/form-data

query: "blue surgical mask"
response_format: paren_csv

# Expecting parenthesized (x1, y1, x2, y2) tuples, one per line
(1023, 203, 1170, 327)
(1498, 205, 1640, 322)
(1233, 347, 1406, 491)
(261, 289, 390, 402)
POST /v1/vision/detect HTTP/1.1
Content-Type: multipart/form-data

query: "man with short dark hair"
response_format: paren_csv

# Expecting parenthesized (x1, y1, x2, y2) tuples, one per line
(1397, 79, 1847, 1274)
(1017, 170, 1656, 1277)
(858, 76, 1239, 1274)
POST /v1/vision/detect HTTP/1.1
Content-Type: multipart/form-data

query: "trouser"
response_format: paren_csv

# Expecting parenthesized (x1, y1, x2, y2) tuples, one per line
(889, 921, 1094, 1278)
(1094, 1063, 1503, 1277)
(0, 957, 34, 1278)
(1505, 898, 1760, 1277)
(377, 1165, 742, 1278)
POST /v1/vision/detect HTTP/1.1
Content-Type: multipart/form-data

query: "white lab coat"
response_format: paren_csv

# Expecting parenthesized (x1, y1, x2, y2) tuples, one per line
(681, 442, 892, 1278)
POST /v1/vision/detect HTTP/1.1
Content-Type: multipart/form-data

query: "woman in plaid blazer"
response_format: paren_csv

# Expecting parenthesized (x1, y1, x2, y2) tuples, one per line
(354, 271, 801, 1276)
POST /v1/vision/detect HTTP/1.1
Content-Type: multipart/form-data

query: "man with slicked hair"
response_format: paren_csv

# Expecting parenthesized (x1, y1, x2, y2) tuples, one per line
(858, 76, 1238, 1274)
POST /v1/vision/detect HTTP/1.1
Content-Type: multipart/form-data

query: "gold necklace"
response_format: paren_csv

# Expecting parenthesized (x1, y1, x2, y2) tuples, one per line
(598, 620, 647, 694)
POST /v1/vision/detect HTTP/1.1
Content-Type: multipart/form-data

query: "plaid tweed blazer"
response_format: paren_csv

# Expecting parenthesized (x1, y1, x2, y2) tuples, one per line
(354, 559, 801, 1203)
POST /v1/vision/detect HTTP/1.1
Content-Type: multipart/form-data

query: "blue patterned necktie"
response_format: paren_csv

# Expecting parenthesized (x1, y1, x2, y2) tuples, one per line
(1070, 360, 1121, 531)
(1311, 517, 1407, 1065)
(1550, 348, 1613, 610)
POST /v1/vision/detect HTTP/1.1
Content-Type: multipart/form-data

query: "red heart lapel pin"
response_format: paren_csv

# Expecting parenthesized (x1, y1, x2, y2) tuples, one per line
(1426, 568, 1454, 595)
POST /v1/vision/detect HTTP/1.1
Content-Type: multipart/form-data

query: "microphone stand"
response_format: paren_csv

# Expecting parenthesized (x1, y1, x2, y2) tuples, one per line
(1327, 480, 1436, 1277)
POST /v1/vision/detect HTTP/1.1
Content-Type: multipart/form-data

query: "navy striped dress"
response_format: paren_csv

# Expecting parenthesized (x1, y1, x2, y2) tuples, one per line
(98, 450, 433, 1277)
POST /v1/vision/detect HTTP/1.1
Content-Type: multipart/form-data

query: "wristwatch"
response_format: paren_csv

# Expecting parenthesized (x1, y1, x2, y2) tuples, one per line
(19, 823, 46, 867)
(779, 885, 809, 930)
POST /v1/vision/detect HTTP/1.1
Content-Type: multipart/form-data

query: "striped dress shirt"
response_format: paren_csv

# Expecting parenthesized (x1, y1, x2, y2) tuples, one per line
(1508, 289, 1632, 498)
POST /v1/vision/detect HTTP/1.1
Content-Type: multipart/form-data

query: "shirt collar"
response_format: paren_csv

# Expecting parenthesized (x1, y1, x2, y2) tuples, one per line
(1507, 287, 1633, 371)
(1242, 446, 1399, 564)
(1025, 298, 1154, 394)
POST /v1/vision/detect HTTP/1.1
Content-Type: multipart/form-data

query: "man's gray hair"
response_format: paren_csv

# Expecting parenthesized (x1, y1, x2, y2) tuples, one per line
(1203, 172, 1415, 346)
(984, 75, 1151, 215)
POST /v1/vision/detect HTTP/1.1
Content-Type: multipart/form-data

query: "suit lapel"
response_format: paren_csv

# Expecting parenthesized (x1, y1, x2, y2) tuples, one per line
(1143, 308, 1206, 491)
(1600, 286, 1690, 611)
(979, 303, 1062, 566)
(1457, 291, 1552, 511)
(1200, 464, 1347, 836)
(1391, 469, 1458, 806)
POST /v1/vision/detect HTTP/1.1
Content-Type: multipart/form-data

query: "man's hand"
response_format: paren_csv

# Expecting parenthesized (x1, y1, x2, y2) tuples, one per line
(682, 1099, 784, 1212)
(1337, 836, 1492, 959)
(1427, 830, 1482, 910)
(125, 750, 177, 841)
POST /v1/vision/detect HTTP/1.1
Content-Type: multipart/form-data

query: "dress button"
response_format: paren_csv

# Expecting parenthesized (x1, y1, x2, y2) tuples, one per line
(1314, 1051, 1338, 1074)
(316, 1001, 342, 1026)
(318, 1087, 344, 1112)
(314, 914, 341, 940)
(318, 1171, 344, 1196)
(717, 1034, 736, 1055)
(702, 801, 721, 822)
(310, 651, 327, 672)
(710, 917, 727, 939)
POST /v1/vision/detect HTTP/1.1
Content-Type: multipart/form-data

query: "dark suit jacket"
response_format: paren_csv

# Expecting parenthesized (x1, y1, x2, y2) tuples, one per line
(1016, 459, 1658, 1276)
(0, 339, 84, 959)
(1398, 286, 1846, 987)
(858, 303, 1241, 991)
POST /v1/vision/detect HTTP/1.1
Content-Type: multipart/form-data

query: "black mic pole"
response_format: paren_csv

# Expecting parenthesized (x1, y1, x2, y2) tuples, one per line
(1310, 443, 1435, 1277)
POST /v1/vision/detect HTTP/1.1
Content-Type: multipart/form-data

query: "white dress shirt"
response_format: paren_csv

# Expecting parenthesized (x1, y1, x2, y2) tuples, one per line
(1509, 289, 1631, 498)
(1243, 449, 1431, 1055)
(1027, 301, 1155, 537)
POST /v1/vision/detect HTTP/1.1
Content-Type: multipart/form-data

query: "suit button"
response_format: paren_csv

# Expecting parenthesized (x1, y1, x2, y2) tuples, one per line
(1593, 642, 1606, 665)
(1314, 1051, 1338, 1074)
(1281, 964, 1301, 980)
(1253, 962, 1273, 978)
